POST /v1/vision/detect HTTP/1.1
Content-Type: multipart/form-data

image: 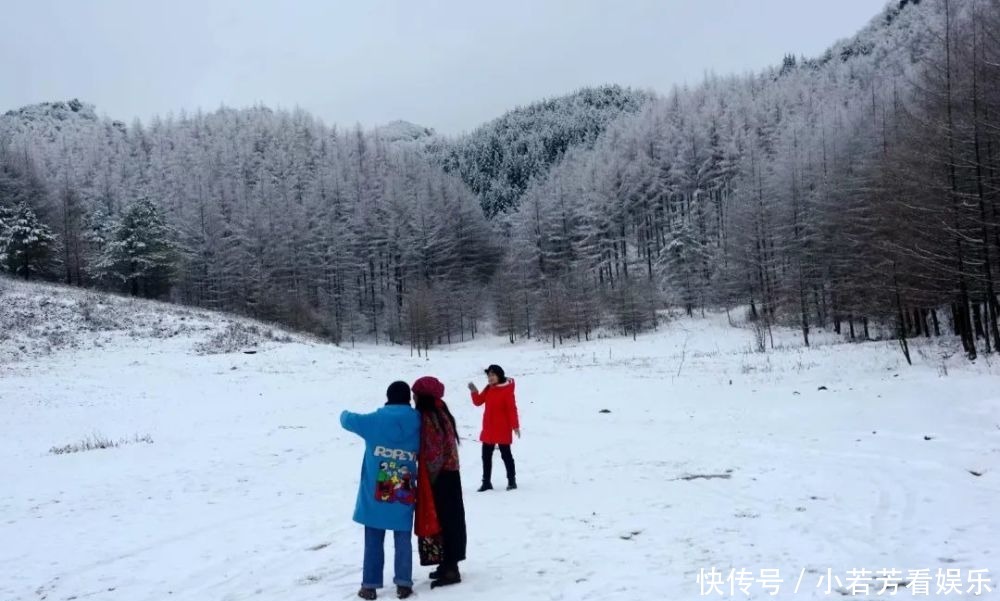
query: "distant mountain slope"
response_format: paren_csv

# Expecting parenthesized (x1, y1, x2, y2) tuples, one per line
(3, 98, 98, 126)
(1, 99, 109, 144)
(428, 85, 654, 217)
(375, 120, 435, 143)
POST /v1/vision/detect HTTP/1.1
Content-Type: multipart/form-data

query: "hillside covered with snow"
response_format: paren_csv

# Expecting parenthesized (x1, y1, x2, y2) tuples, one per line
(1, 279, 998, 600)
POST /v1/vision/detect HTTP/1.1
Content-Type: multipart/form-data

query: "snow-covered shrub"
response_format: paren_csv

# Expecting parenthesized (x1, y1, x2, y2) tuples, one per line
(40, 326, 75, 352)
(740, 352, 773, 375)
(263, 328, 293, 343)
(49, 433, 153, 455)
(195, 322, 262, 355)
(77, 294, 120, 331)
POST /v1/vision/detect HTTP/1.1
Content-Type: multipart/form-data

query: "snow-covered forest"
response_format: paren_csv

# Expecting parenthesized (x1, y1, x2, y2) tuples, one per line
(2, 0, 999, 360)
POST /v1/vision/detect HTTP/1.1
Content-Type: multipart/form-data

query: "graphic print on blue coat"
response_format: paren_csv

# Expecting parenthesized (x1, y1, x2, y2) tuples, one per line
(375, 453, 416, 505)
(341, 405, 421, 532)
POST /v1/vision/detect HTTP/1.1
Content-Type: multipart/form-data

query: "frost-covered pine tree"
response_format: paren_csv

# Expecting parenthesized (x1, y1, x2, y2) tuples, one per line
(0, 202, 56, 280)
(659, 219, 708, 317)
(82, 206, 115, 285)
(96, 198, 176, 297)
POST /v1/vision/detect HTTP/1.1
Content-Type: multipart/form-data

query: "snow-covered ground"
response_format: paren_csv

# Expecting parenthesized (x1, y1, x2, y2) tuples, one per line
(1, 278, 999, 600)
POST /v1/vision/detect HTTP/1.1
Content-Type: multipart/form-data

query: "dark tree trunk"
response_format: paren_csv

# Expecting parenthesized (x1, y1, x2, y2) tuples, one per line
(973, 302, 985, 342)
(894, 270, 912, 365)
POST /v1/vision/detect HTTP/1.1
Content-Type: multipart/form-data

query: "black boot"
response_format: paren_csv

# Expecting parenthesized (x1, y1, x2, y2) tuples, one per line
(396, 585, 413, 599)
(477, 481, 493, 492)
(506, 479, 517, 491)
(430, 565, 461, 589)
(357, 588, 377, 600)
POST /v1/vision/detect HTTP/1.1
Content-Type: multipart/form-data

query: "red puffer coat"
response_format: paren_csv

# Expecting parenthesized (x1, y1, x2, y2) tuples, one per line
(471, 379, 520, 445)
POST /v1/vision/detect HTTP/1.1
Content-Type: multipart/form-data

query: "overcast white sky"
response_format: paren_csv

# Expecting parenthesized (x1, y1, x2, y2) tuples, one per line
(1, 0, 886, 134)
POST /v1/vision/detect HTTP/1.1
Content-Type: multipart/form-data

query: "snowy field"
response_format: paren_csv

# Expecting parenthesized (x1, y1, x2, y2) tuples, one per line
(1, 278, 999, 601)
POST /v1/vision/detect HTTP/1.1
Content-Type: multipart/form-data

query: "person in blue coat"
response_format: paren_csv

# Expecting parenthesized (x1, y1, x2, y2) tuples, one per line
(341, 381, 421, 600)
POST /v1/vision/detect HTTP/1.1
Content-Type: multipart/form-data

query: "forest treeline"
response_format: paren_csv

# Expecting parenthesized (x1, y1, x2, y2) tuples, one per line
(2, 0, 998, 360)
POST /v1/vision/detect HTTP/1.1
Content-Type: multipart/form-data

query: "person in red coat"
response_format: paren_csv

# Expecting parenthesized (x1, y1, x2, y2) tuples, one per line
(467, 364, 520, 491)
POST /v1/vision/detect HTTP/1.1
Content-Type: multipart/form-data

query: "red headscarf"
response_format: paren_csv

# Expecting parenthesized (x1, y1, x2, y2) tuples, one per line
(412, 376, 445, 399)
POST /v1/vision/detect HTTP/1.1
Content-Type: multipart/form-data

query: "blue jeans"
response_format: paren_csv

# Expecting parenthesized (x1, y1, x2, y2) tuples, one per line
(362, 526, 413, 588)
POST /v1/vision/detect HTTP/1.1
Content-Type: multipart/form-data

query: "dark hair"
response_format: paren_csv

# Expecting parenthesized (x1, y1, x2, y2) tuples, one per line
(485, 364, 506, 383)
(415, 394, 460, 445)
(386, 381, 411, 405)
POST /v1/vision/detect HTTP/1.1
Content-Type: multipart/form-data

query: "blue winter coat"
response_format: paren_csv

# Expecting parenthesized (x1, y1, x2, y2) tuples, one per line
(340, 405, 421, 532)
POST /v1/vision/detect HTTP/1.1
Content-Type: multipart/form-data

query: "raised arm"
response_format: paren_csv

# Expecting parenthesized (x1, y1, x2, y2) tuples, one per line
(340, 410, 376, 440)
(469, 382, 486, 406)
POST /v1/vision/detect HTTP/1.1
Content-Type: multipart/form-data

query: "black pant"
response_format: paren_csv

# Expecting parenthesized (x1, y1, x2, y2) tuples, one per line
(432, 469, 467, 569)
(482, 443, 516, 485)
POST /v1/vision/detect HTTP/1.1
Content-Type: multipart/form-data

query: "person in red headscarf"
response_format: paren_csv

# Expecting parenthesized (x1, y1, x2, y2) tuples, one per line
(411, 376, 467, 589)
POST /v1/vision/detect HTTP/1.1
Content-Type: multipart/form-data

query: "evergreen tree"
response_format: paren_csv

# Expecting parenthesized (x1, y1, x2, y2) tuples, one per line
(96, 198, 176, 297)
(0, 202, 56, 280)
